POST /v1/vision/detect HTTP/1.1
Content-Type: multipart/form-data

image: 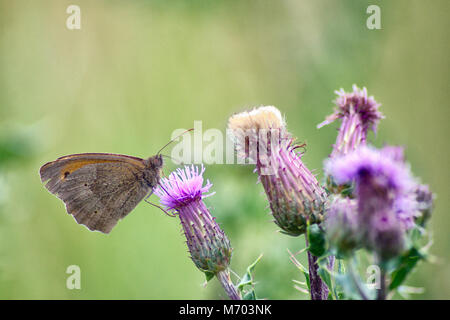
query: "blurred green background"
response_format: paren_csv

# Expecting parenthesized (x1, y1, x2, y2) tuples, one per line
(0, 0, 448, 299)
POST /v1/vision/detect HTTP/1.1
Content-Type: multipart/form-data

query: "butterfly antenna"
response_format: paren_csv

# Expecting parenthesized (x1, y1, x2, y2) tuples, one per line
(156, 128, 194, 156)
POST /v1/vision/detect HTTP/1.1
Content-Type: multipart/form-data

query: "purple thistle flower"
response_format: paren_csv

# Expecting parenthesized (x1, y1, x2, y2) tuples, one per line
(325, 146, 415, 198)
(379, 147, 434, 227)
(325, 146, 417, 260)
(155, 165, 214, 210)
(318, 85, 384, 158)
(154, 165, 240, 300)
(394, 195, 417, 230)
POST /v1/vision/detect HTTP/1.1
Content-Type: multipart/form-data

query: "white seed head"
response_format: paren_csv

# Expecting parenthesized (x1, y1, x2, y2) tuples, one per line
(228, 106, 285, 132)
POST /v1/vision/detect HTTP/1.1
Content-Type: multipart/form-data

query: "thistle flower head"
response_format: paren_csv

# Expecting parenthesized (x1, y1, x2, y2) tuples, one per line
(325, 146, 415, 196)
(228, 106, 290, 166)
(318, 85, 384, 133)
(228, 106, 327, 236)
(318, 85, 385, 161)
(155, 165, 232, 275)
(325, 145, 418, 260)
(154, 165, 214, 211)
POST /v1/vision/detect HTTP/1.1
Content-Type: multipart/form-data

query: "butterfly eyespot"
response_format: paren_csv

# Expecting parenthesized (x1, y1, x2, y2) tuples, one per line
(64, 171, 70, 178)
(94, 210, 98, 214)
(84, 183, 88, 187)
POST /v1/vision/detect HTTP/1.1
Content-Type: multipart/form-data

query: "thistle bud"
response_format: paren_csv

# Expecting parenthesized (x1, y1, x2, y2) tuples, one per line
(228, 106, 327, 236)
(324, 196, 360, 255)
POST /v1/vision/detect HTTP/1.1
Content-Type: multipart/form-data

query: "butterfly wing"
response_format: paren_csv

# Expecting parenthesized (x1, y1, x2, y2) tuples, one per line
(40, 154, 151, 233)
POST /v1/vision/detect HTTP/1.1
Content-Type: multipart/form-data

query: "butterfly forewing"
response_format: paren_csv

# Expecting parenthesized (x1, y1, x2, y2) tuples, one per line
(40, 154, 152, 233)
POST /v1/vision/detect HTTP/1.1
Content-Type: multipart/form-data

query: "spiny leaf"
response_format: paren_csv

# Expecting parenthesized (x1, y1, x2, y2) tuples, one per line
(237, 254, 263, 299)
(287, 248, 310, 290)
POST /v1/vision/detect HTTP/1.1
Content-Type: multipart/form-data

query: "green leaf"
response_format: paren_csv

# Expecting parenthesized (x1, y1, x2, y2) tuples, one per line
(247, 254, 263, 274)
(236, 273, 252, 290)
(389, 247, 425, 291)
(307, 224, 327, 257)
(204, 271, 215, 282)
(236, 254, 263, 299)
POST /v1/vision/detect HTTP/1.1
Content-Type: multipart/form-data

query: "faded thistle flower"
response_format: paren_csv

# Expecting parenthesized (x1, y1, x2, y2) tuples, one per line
(318, 85, 384, 194)
(154, 165, 240, 300)
(318, 85, 384, 157)
(228, 106, 327, 236)
(325, 146, 417, 261)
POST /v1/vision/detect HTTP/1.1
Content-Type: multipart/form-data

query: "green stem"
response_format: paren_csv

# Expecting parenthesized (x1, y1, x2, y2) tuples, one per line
(347, 259, 369, 300)
(216, 269, 241, 300)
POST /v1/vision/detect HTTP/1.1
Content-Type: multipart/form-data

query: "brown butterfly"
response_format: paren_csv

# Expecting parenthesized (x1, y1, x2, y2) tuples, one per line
(39, 130, 191, 234)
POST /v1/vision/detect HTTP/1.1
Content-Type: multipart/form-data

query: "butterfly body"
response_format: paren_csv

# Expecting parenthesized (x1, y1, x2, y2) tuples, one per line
(40, 153, 164, 234)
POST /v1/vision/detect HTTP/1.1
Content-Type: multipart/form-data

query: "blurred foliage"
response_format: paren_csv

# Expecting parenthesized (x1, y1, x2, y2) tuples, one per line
(0, 0, 448, 299)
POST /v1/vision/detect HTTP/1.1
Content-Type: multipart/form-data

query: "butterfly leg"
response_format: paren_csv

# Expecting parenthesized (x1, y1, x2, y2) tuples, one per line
(144, 190, 176, 217)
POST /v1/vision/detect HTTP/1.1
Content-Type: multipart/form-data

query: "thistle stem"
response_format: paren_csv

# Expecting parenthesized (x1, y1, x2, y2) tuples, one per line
(216, 270, 241, 300)
(306, 238, 328, 300)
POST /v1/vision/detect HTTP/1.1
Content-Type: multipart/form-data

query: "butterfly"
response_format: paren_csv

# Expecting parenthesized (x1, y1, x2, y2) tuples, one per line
(39, 130, 192, 234)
